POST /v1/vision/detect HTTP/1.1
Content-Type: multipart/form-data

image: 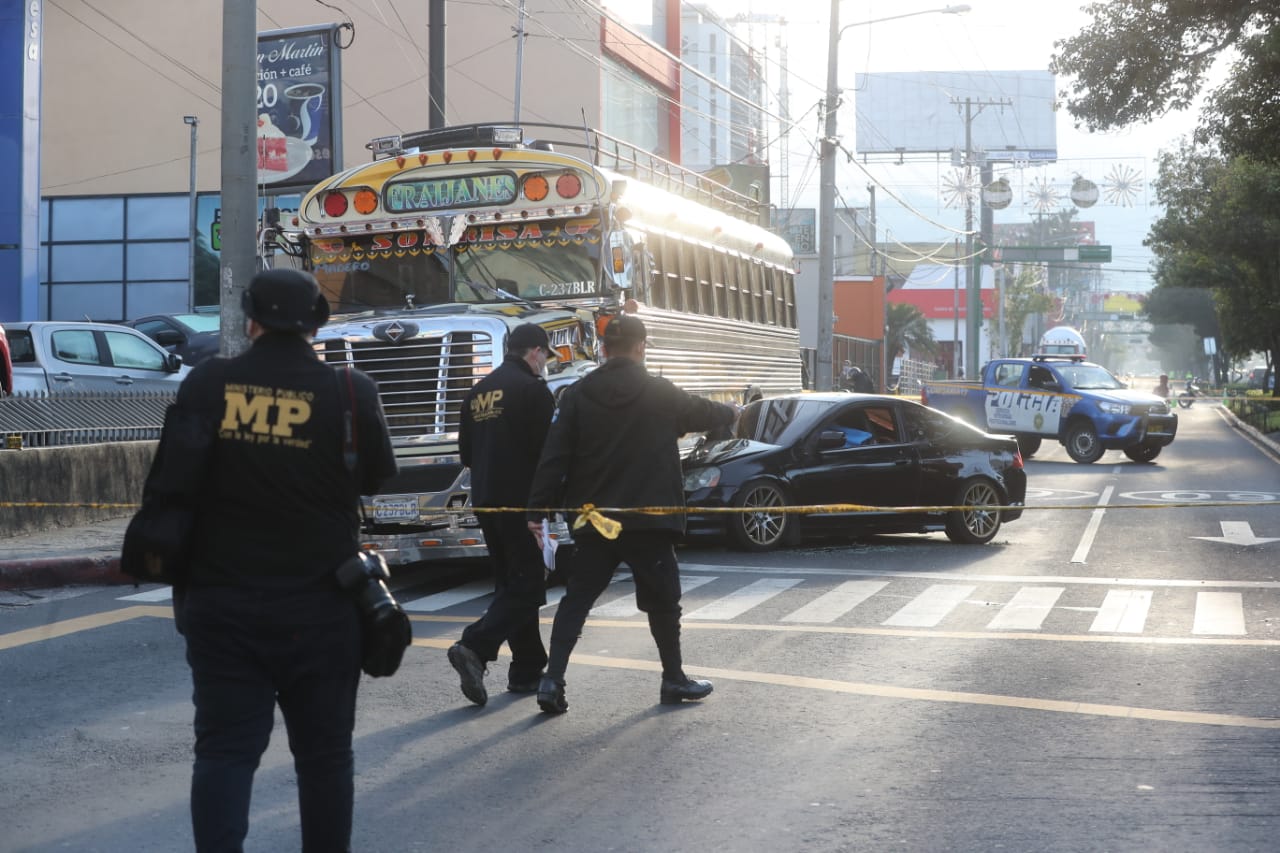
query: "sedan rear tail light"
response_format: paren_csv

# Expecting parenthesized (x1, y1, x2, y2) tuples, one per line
(1012, 450, 1024, 469)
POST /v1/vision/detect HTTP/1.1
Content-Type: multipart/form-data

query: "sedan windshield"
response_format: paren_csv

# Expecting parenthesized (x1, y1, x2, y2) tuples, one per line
(735, 397, 837, 445)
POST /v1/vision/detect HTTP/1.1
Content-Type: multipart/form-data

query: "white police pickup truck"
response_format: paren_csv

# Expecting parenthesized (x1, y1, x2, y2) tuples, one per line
(920, 355, 1178, 463)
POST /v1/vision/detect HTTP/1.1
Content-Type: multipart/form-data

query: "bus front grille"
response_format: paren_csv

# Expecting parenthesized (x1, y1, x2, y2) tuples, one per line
(316, 332, 495, 438)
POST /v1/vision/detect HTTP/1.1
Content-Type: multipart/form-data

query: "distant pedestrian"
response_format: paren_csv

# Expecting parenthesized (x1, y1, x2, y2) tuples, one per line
(446, 323, 557, 706)
(526, 315, 737, 714)
(165, 269, 397, 852)
(1154, 374, 1170, 399)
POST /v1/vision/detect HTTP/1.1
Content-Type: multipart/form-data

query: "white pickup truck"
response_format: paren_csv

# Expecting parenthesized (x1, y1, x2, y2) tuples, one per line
(3, 321, 190, 394)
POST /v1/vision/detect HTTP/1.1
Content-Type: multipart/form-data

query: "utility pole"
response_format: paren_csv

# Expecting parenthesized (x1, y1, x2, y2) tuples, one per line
(815, 0, 840, 392)
(183, 115, 198, 313)
(513, 0, 527, 123)
(429, 0, 446, 128)
(219, 0, 256, 357)
(866, 183, 877, 276)
(952, 95, 1010, 379)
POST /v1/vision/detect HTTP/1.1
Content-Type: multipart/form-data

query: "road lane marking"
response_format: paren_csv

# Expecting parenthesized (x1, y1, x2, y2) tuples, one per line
(1193, 591, 1247, 635)
(401, 580, 494, 612)
(592, 575, 715, 618)
(0, 605, 170, 650)
(987, 586, 1065, 630)
(1070, 484, 1113, 564)
(883, 584, 976, 627)
(685, 578, 801, 620)
(679, 563, 1280, 589)
(1090, 590, 1152, 633)
(781, 580, 889, 623)
(405, 635, 1280, 730)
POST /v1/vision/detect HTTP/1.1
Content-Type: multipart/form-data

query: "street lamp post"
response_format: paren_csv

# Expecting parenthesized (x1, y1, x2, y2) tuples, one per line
(815, 3, 971, 391)
(183, 115, 198, 313)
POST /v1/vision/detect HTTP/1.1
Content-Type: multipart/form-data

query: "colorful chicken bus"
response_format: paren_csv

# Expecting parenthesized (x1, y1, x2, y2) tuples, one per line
(278, 122, 801, 564)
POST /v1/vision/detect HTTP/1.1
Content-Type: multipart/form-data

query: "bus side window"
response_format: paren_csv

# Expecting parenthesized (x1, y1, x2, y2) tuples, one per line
(678, 240, 697, 314)
(755, 261, 773, 325)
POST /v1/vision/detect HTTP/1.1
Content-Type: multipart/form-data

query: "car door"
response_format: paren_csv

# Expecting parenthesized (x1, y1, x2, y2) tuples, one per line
(787, 400, 920, 519)
(101, 329, 181, 390)
(984, 362, 1066, 437)
(44, 327, 113, 390)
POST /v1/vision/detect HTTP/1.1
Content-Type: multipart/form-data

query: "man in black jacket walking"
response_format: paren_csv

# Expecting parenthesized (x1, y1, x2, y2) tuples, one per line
(526, 315, 736, 714)
(447, 323, 557, 706)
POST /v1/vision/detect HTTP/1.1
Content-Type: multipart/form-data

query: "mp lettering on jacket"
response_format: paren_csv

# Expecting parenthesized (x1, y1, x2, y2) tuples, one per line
(220, 383, 316, 448)
(469, 389, 504, 423)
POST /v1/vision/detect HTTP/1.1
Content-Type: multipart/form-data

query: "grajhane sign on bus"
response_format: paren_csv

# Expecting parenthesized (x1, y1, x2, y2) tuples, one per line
(255, 24, 345, 193)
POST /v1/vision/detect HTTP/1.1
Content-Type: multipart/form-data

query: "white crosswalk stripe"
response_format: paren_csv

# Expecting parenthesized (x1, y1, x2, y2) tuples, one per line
(883, 584, 976, 628)
(590, 575, 715, 618)
(112, 573, 1272, 640)
(781, 580, 888, 623)
(986, 586, 1065, 631)
(1089, 590, 1152, 633)
(1192, 591, 1246, 635)
(684, 578, 802, 621)
(401, 580, 493, 612)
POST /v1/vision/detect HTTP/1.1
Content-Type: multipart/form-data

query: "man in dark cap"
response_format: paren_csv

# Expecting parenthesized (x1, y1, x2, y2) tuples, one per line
(526, 314, 737, 714)
(157, 268, 396, 851)
(446, 322, 557, 706)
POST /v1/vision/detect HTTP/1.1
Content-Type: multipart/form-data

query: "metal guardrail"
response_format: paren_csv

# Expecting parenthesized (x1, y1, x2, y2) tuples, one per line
(1226, 396, 1280, 436)
(0, 389, 174, 448)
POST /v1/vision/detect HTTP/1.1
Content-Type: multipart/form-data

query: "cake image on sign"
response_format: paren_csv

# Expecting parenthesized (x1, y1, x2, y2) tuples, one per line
(257, 113, 288, 172)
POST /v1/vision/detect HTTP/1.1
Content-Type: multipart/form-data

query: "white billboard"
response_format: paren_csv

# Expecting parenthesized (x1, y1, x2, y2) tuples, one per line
(852, 71, 1057, 161)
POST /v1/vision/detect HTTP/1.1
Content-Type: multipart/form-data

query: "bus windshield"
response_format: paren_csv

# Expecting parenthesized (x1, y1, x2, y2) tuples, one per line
(308, 219, 603, 312)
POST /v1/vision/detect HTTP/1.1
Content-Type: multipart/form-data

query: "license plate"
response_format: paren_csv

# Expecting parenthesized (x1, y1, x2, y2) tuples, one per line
(372, 497, 420, 522)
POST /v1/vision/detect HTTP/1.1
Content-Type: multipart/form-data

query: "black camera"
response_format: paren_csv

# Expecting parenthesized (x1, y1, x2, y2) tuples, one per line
(335, 551, 399, 625)
(335, 550, 413, 678)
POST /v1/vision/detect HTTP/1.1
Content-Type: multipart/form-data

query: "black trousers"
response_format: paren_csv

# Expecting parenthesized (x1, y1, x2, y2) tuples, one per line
(183, 582, 361, 853)
(460, 512, 548, 682)
(545, 528, 686, 682)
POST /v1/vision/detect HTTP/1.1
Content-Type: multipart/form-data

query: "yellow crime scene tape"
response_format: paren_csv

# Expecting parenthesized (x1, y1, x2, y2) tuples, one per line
(5, 499, 1280, 543)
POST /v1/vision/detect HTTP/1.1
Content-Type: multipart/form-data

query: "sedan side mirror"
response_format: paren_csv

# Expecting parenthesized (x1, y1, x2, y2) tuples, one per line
(153, 329, 184, 347)
(817, 429, 846, 450)
(164, 353, 184, 372)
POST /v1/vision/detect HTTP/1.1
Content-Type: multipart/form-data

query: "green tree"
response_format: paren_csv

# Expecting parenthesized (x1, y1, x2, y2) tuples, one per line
(996, 266, 1056, 356)
(1050, 1, 1280, 162)
(1146, 142, 1280, 393)
(884, 302, 937, 364)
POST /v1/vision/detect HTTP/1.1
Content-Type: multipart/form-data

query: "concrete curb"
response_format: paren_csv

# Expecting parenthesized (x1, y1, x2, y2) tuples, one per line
(0, 555, 132, 591)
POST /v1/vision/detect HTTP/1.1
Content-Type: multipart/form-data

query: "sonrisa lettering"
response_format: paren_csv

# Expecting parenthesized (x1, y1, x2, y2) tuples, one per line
(220, 384, 315, 447)
(469, 389, 503, 422)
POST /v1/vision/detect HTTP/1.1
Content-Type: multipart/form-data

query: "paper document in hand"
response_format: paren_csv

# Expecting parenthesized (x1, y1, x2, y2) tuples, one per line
(541, 519, 558, 569)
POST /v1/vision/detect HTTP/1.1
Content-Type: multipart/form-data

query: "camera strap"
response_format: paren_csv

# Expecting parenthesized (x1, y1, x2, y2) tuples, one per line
(335, 366, 369, 525)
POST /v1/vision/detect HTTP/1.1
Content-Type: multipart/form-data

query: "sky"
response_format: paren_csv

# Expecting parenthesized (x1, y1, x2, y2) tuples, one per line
(696, 0, 1206, 293)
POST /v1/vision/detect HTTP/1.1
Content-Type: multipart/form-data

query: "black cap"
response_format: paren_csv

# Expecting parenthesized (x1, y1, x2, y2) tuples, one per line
(602, 315, 646, 345)
(507, 323, 556, 356)
(241, 269, 330, 332)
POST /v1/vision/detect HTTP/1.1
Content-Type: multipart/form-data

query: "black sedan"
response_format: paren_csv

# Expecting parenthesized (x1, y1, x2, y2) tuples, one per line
(124, 312, 221, 366)
(682, 393, 1026, 551)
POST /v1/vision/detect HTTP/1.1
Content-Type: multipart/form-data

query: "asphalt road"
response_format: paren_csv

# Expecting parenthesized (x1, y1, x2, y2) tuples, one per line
(2, 402, 1278, 852)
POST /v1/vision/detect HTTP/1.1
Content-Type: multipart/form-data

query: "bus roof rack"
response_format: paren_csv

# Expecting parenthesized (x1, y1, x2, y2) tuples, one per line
(378, 122, 765, 224)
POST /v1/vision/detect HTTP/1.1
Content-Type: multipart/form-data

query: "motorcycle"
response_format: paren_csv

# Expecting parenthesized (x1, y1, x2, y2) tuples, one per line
(1176, 378, 1204, 409)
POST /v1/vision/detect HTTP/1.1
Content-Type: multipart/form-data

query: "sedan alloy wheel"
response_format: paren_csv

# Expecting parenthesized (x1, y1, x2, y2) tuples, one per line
(728, 480, 792, 552)
(945, 477, 1003, 544)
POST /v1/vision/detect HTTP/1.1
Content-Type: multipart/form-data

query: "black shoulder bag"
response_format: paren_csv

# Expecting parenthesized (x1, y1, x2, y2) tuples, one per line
(120, 403, 212, 586)
(335, 367, 413, 678)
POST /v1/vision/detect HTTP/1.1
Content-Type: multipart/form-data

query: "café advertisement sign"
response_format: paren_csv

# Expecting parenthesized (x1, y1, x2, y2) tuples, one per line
(256, 25, 344, 192)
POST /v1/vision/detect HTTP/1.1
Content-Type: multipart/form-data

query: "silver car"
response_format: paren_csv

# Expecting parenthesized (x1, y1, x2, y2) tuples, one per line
(4, 321, 191, 393)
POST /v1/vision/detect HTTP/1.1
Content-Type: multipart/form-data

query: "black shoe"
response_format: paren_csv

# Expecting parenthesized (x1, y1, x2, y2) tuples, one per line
(507, 673, 544, 694)
(447, 642, 488, 706)
(536, 676, 568, 714)
(660, 676, 713, 704)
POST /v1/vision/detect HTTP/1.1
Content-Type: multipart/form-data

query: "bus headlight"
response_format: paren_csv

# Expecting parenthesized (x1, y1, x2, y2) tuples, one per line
(683, 467, 721, 491)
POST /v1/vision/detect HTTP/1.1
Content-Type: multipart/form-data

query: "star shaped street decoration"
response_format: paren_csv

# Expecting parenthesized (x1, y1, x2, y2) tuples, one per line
(1102, 163, 1144, 207)
(1027, 177, 1060, 214)
(941, 168, 978, 209)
